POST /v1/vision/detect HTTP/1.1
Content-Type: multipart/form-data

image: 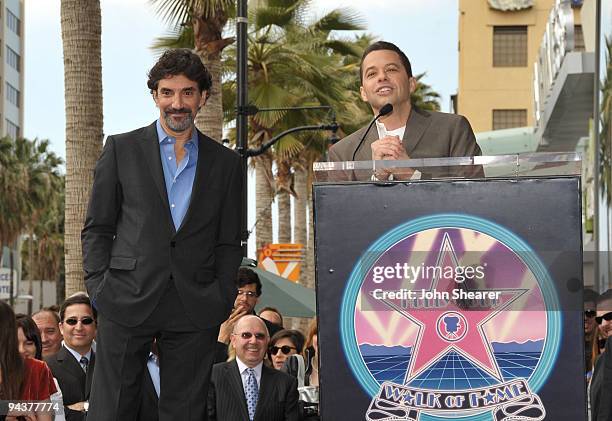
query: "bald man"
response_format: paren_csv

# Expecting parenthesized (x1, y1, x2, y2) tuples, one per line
(208, 316, 298, 421)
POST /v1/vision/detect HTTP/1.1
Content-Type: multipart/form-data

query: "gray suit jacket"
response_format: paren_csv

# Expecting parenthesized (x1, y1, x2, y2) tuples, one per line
(328, 107, 481, 162)
(208, 360, 299, 421)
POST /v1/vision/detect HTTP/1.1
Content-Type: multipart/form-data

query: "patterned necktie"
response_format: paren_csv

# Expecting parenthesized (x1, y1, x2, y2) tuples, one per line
(244, 368, 258, 421)
(80, 356, 89, 373)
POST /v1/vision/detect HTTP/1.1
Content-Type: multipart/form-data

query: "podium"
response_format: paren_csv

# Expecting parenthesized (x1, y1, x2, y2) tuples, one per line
(313, 153, 585, 421)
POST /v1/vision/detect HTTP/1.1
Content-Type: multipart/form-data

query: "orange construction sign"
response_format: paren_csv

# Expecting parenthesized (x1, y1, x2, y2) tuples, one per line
(258, 243, 305, 282)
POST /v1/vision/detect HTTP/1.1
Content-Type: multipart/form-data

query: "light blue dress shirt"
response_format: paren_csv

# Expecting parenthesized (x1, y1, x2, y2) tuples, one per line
(156, 120, 199, 231)
(147, 352, 161, 398)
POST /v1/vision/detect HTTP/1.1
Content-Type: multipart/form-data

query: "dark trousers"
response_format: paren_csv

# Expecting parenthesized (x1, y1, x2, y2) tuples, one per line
(87, 282, 219, 421)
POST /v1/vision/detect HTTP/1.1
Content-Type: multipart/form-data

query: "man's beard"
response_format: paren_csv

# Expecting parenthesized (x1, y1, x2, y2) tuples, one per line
(163, 107, 195, 132)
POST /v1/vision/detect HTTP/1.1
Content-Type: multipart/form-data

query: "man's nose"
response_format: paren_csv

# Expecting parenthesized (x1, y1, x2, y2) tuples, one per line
(171, 93, 184, 109)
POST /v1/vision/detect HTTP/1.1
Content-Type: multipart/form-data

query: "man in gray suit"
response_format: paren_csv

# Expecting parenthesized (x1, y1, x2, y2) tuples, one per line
(208, 315, 298, 421)
(328, 41, 480, 170)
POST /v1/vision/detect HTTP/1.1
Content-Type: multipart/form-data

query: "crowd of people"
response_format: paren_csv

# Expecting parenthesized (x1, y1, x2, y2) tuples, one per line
(0, 268, 319, 421)
(586, 288, 612, 421)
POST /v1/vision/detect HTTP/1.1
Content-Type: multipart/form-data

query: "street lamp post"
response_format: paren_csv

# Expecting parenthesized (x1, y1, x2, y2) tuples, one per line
(235, 0, 339, 257)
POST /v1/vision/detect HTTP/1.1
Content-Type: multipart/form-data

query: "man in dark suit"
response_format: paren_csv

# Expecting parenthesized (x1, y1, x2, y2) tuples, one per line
(45, 294, 97, 421)
(215, 268, 282, 363)
(328, 41, 481, 177)
(81, 49, 243, 420)
(208, 315, 299, 421)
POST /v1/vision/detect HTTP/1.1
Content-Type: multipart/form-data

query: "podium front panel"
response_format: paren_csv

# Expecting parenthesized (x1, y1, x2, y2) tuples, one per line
(313, 177, 584, 421)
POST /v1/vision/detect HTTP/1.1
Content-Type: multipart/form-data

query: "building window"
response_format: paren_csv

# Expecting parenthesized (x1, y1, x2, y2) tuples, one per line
(6, 8, 20, 36)
(493, 26, 528, 67)
(6, 46, 19, 71)
(574, 25, 585, 52)
(492, 109, 527, 130)
(6, 82, 18, 107)
(6, 118, 19, 139)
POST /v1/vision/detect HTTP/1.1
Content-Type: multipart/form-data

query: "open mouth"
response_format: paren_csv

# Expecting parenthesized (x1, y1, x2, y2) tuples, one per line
(376, 87, 392, 94)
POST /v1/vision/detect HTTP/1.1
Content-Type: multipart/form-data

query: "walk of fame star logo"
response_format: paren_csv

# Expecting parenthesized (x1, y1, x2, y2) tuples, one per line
(374, 232, 528, 383)
(437, 311, 468, 343)
(341, 214, 561, 417)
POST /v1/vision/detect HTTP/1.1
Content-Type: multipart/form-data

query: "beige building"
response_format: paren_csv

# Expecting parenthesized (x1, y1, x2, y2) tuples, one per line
(457, 0, 583, 133)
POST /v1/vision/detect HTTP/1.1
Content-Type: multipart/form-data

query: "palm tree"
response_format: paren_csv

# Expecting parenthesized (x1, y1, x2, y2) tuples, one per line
(150, 0, 235, 142)
(411, 72, 441, 111)
(0, 137, 62, 307)
(61, 0, 103, 296)
(240, 1, 364, 252)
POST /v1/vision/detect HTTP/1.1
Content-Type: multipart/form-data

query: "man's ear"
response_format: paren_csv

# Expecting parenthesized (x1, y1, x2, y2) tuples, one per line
(409, 77, 417, 95)
(199, 91, 208, 108)
(152, 91, 160, 108)
(359, 86, 368, 102)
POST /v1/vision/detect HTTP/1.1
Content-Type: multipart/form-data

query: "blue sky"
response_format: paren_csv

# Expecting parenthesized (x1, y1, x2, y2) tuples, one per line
(25, 0, 458, 158)
(25, 0, 458, 257)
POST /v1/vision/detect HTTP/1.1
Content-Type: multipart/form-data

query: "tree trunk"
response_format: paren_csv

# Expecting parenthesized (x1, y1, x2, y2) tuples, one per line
(8, 243, 14, 307)
(277, 192, 292, 243)
(255, 153, 274, 254)
(192, 8, 233, 143)
(27, 233, 33, 314)
(305, 163, 315, 290)
(277, 161, 292, 244)
(61, 0, 103, 297)
(293, 165, 308, 279)
(195, 53, 223, 142)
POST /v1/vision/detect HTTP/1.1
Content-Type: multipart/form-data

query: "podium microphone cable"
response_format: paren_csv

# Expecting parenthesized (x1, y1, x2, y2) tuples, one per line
(351, 103, 394, 161)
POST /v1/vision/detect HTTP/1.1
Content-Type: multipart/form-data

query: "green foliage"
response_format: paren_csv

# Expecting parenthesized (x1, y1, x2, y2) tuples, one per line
(0, 137, 63, 281)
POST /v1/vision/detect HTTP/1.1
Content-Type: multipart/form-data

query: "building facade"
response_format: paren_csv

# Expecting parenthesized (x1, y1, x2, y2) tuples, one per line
(0, 0, 24, 302)
(457, 0, 583, 133)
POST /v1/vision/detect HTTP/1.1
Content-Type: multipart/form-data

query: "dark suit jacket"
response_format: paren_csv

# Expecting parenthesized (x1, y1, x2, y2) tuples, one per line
(45, 346, 95, 421)
(136, 366, 159, 421)
(591, 339, 612, 421)
(81, 121, 243, 329)
(208, 360, 299, 421)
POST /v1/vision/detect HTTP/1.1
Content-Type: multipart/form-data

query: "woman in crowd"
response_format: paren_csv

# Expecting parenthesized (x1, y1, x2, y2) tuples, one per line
(590, 289, 612, 420)
(585, 289, 600, 382)
(0, 302, 56, 421)
(282, 318, 319, 420)
(268, 329, 305, 370)
(16, 314, 44, 360)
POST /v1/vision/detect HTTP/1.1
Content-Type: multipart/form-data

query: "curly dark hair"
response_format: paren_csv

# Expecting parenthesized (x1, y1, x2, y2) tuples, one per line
(147, 48, 212, 97)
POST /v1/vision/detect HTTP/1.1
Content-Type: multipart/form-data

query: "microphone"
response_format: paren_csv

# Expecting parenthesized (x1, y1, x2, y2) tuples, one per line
(352, 103, 394, 161)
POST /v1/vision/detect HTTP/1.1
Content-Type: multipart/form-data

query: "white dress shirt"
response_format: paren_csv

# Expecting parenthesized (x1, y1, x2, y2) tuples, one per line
(236, 357, 263, 390)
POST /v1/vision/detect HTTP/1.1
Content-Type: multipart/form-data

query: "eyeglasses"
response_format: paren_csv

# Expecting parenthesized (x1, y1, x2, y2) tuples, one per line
(64, 317, 95, 326)
(235, 332, 267, 340)
(269, 345, 296, 356)
(596, 312, 612, 325)
(237, 290, 258, 298)
(585, 310, 597, 318)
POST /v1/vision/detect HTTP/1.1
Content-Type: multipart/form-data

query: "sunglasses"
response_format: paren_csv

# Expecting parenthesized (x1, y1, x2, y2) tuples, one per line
(596, 312, 612, 325)
(269, 345, 296, 356)
(585, 310, 596, 318)
(236, 332, 267, 340)
(64, 317, 95, 326)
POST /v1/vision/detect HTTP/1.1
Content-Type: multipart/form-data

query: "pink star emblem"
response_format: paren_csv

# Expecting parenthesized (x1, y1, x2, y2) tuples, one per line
(377, 232, 526, 383)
